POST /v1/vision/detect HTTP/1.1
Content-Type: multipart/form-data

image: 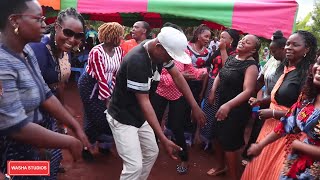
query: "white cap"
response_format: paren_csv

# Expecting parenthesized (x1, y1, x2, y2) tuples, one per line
(157, 27, 191, 64)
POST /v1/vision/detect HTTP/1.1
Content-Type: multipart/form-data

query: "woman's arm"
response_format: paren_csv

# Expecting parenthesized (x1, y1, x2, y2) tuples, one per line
(199, 75, 209, 102)
(10, 122, 83, 161)
(41, 96, 91, 148)
(208, 74, 220, 105)
(247, 131, 282, 157)
(183, 64, 208, 101)
(291, 140, 320, 161)
(227, 65, 258, 108)
(215, 65, 258, 120)
(257, 109, 287, 120)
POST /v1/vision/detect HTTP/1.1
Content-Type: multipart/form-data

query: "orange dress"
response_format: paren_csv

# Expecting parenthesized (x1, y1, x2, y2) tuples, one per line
(241, 66, 302, 180)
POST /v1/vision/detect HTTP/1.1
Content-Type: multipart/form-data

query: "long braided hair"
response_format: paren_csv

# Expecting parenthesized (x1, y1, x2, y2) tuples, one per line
(48, 7, 85, 59)
(97, 22, 124, 46)
(252, 35, 261, 64)
(280, 31, 317, 82)
(301, 64, 319, 101)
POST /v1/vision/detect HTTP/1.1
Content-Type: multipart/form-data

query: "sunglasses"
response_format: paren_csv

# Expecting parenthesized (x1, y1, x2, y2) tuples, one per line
(57, 24, 84, 40)
(14, 14, 46, 23)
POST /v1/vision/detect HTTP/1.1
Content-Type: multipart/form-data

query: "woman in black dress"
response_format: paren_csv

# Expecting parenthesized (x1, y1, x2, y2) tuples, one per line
(207, 34, 261, 180)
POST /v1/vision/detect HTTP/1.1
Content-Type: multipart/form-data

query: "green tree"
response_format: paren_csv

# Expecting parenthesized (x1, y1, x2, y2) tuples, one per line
(311, 0, 320, 46)
(296, 0, 320, 46)
(296, 12, 311, 31)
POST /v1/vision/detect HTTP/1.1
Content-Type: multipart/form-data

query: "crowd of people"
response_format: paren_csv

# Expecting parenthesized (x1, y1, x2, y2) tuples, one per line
(1, 0, 320, 180)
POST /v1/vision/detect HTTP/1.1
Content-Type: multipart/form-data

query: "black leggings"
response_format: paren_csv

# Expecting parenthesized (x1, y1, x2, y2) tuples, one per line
(151, 93, 189, 162)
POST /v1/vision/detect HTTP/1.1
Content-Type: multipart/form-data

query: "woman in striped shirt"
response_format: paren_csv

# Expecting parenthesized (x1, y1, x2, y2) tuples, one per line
(78, 22, 124, 158)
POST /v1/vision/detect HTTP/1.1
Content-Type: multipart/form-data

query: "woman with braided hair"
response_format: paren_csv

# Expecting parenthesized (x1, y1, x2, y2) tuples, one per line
(246, 57, 320, 180)
(242, 30, 317, 180)
(78, 22, 124, 159)
(29, 7, 87, 178)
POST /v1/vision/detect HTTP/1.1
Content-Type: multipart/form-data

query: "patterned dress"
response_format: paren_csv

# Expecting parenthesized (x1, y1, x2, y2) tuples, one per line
(200, 49, 236, 145)
(29, 36, 71, 180)
(274, 98, 320, 179)
(213, 56, 257, 151)
(242, 64, 306, 180)
(78, 44, 122, 149)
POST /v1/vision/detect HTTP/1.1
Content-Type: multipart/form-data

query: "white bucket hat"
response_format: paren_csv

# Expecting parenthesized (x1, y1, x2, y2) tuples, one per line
(157, 27, 191, 64)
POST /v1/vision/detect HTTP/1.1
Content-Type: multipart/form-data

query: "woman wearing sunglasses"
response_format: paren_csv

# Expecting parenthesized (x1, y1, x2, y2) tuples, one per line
(78, 22, 124, 160)
(0, 0, 90, 179)
(29, 7, 86, 179)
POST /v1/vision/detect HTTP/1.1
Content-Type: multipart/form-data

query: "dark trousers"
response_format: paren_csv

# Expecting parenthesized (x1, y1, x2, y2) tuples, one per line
(185, 80, 202, 134)
(151, 93, 189, 162)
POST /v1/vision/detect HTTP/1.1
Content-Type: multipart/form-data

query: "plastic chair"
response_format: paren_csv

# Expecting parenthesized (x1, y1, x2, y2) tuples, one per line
(163, 126, 193, 147)
(71, 62, 87, 82)
(78, 54, 89, 63)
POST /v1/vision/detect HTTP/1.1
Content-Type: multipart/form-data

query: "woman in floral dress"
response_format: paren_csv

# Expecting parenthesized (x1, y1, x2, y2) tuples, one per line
(247, 56, 320, 179)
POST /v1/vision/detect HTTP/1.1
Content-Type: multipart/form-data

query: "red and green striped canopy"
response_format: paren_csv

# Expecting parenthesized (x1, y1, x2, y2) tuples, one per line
(39, 0, 298, 39)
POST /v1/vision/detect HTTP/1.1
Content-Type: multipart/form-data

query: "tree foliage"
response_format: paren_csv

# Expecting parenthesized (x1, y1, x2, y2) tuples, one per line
(296, 12, 311, 31)
(296, 0, 320, 46)
(311, 0, 320, 46)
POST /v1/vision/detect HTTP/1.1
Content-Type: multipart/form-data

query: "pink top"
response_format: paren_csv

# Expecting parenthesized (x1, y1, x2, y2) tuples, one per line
(156, 60, 206, 100)
(86, 44, 123, 100)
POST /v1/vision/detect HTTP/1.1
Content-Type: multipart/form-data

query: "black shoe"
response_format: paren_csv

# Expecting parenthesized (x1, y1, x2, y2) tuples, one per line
(176, 164, 188, 175)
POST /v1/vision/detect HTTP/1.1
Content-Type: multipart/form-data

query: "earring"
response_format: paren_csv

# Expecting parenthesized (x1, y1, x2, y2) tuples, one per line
(14, 27, 19, 35)
(54, 35, 58, 46)
(73, 45, 80, 52)
(304, 53, 307, 57)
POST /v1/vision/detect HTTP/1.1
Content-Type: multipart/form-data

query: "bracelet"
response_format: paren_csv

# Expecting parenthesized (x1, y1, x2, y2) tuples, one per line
(272, 109, 275, 118)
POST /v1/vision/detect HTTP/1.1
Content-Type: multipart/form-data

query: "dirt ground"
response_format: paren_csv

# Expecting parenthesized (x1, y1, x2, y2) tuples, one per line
(1, 82, 253, 180)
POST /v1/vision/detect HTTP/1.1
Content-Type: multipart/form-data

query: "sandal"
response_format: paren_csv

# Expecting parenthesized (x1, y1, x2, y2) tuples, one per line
(207, 167, 227, 176)
(176, 164, 188, 175)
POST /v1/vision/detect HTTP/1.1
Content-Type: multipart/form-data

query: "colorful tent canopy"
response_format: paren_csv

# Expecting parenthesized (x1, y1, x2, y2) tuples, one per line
(39, 0, 298, 39)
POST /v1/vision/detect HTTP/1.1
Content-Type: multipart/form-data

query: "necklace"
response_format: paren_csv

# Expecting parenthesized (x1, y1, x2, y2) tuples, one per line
(144, 42, 152, 60)
(143, 41, 157, 75)
(193, 43, 205, 53)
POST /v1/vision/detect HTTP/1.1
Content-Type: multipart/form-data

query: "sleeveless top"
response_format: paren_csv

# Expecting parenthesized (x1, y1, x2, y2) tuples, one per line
(217, 56, 258, 108)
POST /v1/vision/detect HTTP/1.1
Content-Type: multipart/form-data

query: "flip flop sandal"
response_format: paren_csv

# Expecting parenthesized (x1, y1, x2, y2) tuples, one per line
(206, 167, 227, 176)
(176, 164, 188, 175)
